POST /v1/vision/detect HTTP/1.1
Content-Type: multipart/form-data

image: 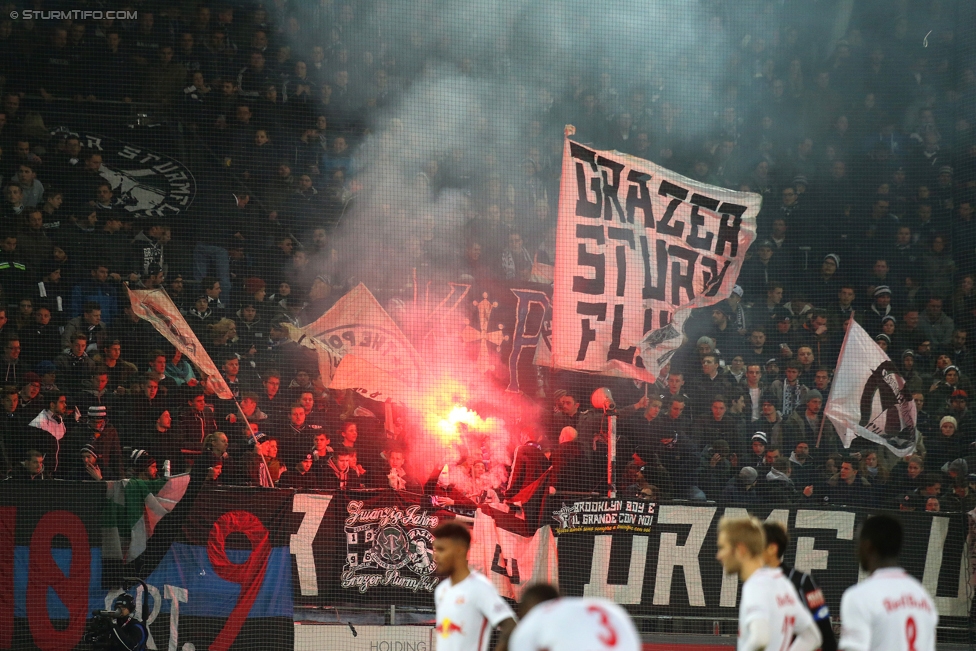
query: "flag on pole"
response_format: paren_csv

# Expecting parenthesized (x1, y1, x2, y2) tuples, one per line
(126, 287, 233, 399)
(823, 319, 918, 457)
(301, 282, 424, 392)
(551, 128, 760, 381)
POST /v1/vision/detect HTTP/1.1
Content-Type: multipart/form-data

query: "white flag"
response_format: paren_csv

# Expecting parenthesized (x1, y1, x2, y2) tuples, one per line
(126, 287, 233, 399)
(552, 134, 760, 381)
(824, 320, 918, 457)
(469, 511, 558, 600)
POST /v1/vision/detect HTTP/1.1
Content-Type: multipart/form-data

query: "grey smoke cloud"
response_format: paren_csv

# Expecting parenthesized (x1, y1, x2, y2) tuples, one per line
(325, 0, 743, 284)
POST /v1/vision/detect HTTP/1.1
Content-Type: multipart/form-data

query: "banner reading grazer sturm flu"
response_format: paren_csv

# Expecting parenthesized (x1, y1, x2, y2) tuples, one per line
(552, 130, 760, 381)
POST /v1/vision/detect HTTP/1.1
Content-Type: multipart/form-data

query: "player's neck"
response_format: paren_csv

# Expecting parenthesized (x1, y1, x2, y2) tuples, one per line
(868, 557, 900, 574)
(451, 561, 471, 584)
(738, 556, 765, 582)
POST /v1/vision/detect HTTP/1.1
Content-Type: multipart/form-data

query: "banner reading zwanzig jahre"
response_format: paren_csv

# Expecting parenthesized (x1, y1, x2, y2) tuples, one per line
(552, 134, 761, 381)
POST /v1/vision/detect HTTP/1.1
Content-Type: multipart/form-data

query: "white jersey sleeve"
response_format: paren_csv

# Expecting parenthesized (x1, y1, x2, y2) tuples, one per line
(473, 575, 516, 627)
(839, 589, 873, 651)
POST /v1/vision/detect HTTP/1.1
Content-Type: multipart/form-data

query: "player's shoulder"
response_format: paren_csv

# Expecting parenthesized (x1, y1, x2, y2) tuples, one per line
(746, 567, 783, 589)
(465, 570, 496, 590)
(434, 579, 448, 601)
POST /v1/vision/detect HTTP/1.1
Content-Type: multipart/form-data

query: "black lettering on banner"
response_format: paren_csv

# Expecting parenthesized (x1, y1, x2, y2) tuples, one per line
(640, 237, 668, 301)
(491, 544, 521, 584)
(596, 155, 625, 222)
(657, 181, 689, 237)
(644, 309, 673, 335)
(571, 142, 602, 219)
(686, 194, 720, 252)
(715, 203, 746, 256)
(573, 225, 605, 295)
(607, 227, 635, 297)
(701, 258, 732, 296)
(607, 304, 637, 364)
(668, 245, 699, 306)
(626, 170, 654, 226)
(576, 302, 607, 361)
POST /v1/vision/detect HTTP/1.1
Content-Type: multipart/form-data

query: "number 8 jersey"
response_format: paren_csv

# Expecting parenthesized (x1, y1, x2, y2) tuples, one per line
(509, 597, 642, 651)
(839, 567, 938, 651)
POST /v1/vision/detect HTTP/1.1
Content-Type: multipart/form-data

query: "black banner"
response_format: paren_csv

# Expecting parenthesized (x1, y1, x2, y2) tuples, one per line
(553, 502, 970, 623)
(290, 490, 448, 606)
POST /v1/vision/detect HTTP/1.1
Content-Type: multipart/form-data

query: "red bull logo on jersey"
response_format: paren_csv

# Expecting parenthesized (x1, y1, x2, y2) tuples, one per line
(776, 592, 797, 607)
(436, 619, 464, 638)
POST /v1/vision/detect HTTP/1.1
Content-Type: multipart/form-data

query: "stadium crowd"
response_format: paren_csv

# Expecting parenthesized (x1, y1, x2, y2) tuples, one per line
(0, 1, 973, 514)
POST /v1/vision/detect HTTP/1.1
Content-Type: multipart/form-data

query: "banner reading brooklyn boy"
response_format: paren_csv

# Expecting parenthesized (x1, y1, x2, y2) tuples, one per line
(551, 130, 761, 381)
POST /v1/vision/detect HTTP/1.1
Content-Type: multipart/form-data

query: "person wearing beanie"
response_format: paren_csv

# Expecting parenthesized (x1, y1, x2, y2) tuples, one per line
(867, 284, 893, 337)
(944, 387, 976, 442)
(126, 449, 158, 481)
(75, 442, 103, 481)
(84, 404, 124, 480)
(727, 285, 748, 335)
(721, 465, 760, 504)
(808, 253, 842, 308)
(925, 415, 963, 471)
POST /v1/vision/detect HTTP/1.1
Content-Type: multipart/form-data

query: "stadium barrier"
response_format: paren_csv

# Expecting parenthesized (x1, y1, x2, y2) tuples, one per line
(0, 484, 970, 650)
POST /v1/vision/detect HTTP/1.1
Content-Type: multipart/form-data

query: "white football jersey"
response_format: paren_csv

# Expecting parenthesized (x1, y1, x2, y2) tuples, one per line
(434, 571, 516, 651)
(839, 567, 938, 651)
(738, 567, 816, 651)
(509, 597, 642, 651)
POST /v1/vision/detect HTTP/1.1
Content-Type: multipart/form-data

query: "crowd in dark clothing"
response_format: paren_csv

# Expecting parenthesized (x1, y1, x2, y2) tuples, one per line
(1, 1, 975, 513)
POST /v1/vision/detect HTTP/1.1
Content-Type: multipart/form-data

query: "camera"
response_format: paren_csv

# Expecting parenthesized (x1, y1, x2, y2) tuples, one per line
(82, 610, 121, 650)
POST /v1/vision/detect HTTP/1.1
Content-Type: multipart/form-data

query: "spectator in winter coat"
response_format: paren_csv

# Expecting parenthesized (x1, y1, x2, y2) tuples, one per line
(25, 394, 67, 477)
(762, 456, 800, 505)
(70, 263, 119, 326)
(83, 405, 123, 480)
(826, 458, 876, 506)
(176, 390, 218, 471)
(918, 297, 955, 347)
(721, 466, 761, 503)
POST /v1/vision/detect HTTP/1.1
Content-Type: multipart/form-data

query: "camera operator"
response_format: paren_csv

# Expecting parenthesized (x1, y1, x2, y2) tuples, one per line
(106, 594, 147, 651)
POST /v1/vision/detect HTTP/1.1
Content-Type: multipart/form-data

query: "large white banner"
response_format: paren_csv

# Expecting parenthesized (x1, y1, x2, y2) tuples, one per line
(824, 320, 918, 456)
(126, 287, 233, 399)
(552, 134, 760, 381)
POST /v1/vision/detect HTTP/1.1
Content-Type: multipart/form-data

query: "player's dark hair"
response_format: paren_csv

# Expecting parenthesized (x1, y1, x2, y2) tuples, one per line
(433, 522, 471, 548)
(860, 514, 903, 559)
(521, 583, 560, 606)
(762, 522, 790, 559)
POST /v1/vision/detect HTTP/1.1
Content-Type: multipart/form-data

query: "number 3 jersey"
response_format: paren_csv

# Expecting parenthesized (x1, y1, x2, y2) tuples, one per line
(434, 571, 516, 651)
(738, 567, 816, 651)
(509, 597, 642, 651)
(839, 567, 938, 651)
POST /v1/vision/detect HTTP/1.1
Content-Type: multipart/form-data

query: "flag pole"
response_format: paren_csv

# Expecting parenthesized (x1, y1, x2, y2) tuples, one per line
(817, 312, 854, 448)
